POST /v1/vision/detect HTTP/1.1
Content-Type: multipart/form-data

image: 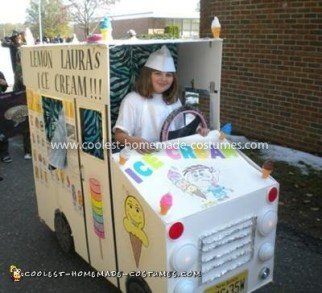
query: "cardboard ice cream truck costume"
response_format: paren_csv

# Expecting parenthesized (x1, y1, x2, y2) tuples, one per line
(21, 39, 279, 293)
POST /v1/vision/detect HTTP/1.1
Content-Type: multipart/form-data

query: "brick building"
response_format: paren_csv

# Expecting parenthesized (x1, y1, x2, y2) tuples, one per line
(75, 12, 199, 41)
(109, 12, 199, 39)
(200, 0, 322, 155)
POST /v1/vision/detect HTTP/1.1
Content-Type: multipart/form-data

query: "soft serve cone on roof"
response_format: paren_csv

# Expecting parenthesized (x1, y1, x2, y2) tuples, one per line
(99, 17, 112, 42)
(211, 16, 221, 38)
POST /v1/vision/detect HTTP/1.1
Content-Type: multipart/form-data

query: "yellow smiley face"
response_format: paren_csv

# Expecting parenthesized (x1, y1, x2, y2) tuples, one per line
(125, 196, 145, 228)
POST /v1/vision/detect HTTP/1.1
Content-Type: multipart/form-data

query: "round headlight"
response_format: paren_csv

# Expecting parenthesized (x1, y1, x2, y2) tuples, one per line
(172, 244, 198, 272)
(258, 210, 277, 236)
(258, 242, 275, 261)
(174, 280, 196, 293)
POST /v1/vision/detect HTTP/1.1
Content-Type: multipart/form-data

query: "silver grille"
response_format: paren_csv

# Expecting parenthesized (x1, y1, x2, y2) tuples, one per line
(199, 216, 256, 284)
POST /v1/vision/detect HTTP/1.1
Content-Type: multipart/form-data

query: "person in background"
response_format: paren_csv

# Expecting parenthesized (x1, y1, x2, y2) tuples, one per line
(1, 30, 25, 91)
(0, 70, 31, 161)
(113, 45, 209, 153)
(0, 71, 12, 163)
(0, 71, 8, 93)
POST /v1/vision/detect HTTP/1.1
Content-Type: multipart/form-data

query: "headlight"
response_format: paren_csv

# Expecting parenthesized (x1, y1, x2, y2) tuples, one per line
(258, 242, 274, 261)
(258, 210, 277, 236)
(171, 244, 198, 272)
(174, 280, 196, 293)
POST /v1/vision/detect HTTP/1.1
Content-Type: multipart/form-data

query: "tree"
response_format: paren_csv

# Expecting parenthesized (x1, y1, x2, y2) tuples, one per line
(26, 0, 71, 40)
(66, 0, 118, 38)
(0, 24, 25, 39)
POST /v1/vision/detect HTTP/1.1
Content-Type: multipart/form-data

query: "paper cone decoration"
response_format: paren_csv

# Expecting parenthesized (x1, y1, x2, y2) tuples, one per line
(262, 160, 274, 179)
(262, 168, 272, 179)
(219, 131, 226, 140)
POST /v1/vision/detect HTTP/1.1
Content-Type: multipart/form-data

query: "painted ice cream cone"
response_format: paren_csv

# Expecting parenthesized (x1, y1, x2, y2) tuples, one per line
(89, 178, 105, 259)
(129, 233, 142, 267)
(262, 160, 274, 179)
(167, 167, 182, 183)
(160, 193, 173, 215)
(123, 195, 149, 268)
(191, 188, 207, 199)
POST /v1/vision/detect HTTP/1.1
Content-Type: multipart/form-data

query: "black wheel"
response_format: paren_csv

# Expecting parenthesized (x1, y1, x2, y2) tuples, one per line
(126, 276, 151, 293)
(54, 211, 74, 254)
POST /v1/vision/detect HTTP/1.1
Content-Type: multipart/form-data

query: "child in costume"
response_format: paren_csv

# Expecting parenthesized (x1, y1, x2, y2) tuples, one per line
(114, 45, 209, 153)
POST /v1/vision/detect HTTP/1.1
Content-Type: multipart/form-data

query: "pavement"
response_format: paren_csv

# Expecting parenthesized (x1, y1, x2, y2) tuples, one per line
(1, 137, 322, 293)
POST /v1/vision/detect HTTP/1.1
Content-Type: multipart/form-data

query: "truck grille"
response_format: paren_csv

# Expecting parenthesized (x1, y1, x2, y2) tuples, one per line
(199, 216, 256, 284)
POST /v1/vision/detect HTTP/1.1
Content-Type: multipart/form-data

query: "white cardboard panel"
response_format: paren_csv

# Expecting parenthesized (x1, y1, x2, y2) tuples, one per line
(111, 162, 168, 293)
(177, 41, 223, 92)
(76, 99, 117, 285)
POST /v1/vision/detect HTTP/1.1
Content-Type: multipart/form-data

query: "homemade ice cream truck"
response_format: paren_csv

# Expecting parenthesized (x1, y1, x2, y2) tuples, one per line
(21, 39, 279, 293)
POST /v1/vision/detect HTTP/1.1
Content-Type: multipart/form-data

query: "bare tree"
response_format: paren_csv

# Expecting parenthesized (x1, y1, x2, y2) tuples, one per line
(67, 0, 118, 38)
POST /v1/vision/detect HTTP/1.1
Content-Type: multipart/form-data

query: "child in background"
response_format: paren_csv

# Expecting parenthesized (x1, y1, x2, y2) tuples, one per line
(114, 45, 209, 153)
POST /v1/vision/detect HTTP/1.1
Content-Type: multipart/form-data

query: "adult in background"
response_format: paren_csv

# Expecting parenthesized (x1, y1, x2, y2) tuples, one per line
(0, 71, 12, 163)
(0, 71, 8, 93)
(1, 30, 25, 91)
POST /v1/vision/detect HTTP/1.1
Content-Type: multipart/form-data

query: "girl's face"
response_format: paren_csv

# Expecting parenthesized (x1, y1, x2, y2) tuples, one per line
(151, 71, 174, 94)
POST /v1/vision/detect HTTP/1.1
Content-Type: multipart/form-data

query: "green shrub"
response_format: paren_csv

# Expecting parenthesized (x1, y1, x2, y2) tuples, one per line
(164, 25, 180, 38)
(138, 33, 178, 40)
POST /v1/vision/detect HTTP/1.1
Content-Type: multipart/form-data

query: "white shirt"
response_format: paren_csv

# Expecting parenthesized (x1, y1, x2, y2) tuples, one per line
(113, 92, 182, 142)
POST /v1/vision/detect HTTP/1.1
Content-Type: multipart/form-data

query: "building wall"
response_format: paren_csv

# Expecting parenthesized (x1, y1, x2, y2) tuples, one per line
(111, 18, 167, 38)
(200, 0, 322, 154)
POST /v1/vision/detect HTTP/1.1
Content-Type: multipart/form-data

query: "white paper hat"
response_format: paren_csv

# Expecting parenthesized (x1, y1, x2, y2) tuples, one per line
(144, 45, 176, 72)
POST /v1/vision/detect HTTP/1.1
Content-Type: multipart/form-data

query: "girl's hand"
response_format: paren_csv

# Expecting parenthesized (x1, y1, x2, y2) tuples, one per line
(115, 129, 156, 154)
(197, 127, 210, 137)
(131, 137, 156, 154)
(132, 138, 156, 154)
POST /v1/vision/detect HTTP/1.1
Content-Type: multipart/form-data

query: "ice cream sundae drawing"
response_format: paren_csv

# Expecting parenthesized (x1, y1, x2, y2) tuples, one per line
(183, 164, 232, 201)
(167, 167, 206, 199)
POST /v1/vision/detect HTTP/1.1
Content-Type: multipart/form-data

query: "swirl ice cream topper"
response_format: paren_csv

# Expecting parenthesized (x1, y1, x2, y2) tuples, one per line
(99, 17, 111, 29)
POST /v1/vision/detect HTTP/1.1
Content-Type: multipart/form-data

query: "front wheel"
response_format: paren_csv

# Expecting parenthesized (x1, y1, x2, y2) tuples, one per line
(126, 276, 151, 293)
(54, 211, 74, 254)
